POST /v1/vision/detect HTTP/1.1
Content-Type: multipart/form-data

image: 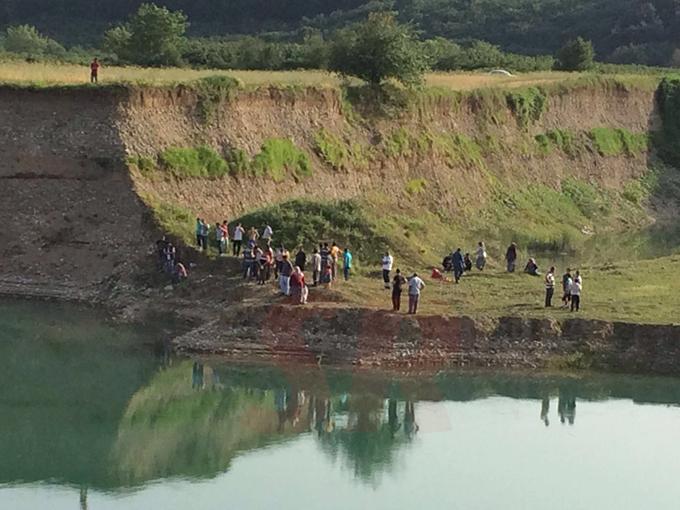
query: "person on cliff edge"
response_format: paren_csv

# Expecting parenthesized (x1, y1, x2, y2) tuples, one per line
(90, 57, 100, 83)
(392, 269, 407, 312)
(408, 273, 425, 314)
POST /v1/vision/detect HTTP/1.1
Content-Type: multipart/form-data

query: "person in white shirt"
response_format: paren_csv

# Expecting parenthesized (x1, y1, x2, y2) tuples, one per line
(570, 271, 582, 311)
(475, 241, 487, 271)
(408, 273, 425, 314)
(381, 251, 394, 289)
(232, 223, 245, 256)
(545, 266, 556, 308)
(262, 224, 273, 241)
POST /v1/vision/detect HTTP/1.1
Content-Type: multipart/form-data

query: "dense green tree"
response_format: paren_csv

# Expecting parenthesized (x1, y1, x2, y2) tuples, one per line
(104, 3, 188, 66)
(554, 37, 595, 71)
(328, 12, 428, 86)
(2, 24, 65, 57)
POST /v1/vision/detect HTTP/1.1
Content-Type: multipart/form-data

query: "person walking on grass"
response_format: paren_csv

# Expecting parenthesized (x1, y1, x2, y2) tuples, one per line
(343, 248, 353, 281)
(452, 248, 465, 283)
(382, 251, 394, 289)
(232, 223, 245, 256)
(310, 248, 321, 287)
(476, 241, 487, 271)
(506, 242, 518, 273)
(408, 273, 425, 315)
(545, 266, 556, 308)
(562, 268, 573, 308)
(571, 271, 582, 312)
(392, 269, 407, 312)
(90, 58, 100, 83)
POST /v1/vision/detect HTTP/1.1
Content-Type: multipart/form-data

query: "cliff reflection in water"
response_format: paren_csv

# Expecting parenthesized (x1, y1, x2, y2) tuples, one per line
(4, 299, 680, 494)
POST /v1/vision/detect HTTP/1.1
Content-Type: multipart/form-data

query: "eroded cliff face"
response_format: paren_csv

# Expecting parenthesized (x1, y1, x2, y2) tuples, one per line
(120, 83, 659, 222)
(0, 81, 660, 296)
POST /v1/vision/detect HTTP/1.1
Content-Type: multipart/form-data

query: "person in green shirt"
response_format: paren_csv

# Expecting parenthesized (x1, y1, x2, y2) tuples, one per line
(343, 248, 353, 281)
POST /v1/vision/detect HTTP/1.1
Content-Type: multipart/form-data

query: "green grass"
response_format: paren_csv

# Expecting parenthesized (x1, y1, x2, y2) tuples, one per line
(405, 178, 428, 195)
(506, 87, 548, 128)
(330, 253, 680, 325)
(159, 146, 229, 179)
(589, 127, 649, 157)
(251, 138, 312, 182)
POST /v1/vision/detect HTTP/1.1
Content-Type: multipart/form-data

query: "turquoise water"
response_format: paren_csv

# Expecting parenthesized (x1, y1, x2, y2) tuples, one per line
(2, 300, 680, 510)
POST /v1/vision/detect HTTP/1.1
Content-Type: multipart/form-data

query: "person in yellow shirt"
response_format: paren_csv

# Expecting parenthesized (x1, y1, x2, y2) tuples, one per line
(330, 242, 341, 281)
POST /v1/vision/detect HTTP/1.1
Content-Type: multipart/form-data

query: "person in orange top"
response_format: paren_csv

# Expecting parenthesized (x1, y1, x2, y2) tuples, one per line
(330, 242, 341, 281)
(90, 58, 100, 83)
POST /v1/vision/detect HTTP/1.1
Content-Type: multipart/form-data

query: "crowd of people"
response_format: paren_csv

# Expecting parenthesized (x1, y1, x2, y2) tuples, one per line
(159, 218, 584, 314)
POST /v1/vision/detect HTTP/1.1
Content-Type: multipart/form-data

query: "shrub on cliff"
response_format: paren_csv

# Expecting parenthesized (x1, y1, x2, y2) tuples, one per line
(103, 3, 188, 66)
(554, 37, 595, 71)
(328, 12, 428, 87)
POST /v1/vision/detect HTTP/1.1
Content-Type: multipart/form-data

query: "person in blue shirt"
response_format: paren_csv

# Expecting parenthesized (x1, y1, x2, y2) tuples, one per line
(343, 248, 353, 281)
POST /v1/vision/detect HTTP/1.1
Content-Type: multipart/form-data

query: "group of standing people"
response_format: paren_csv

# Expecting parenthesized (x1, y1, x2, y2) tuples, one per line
(544, 267, 583, 310)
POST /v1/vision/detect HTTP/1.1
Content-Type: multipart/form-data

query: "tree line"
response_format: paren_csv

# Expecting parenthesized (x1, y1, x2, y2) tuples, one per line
(1, 0, 679, 66)
(0, 4, 598, 80)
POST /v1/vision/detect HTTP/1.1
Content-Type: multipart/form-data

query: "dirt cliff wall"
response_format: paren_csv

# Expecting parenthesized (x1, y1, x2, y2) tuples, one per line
(0, 81, 660, 295)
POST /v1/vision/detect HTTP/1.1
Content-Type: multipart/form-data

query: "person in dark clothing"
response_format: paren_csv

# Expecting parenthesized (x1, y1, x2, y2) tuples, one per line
(392, 269, 407, 312)
(442, 254, 453, 272)
(463, 253, 473, 272)
(294, 247, 307, 272)
(562, 268, 573, 308)
(452, 248, 465, 283)
(506, 242, 518, 272)
(524, 258, 540, 276)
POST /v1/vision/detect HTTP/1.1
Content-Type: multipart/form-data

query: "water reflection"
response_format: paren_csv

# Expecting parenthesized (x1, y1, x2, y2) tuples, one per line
(3, 299, 680, 497)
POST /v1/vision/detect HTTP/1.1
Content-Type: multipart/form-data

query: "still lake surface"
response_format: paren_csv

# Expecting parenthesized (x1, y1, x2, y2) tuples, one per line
(2, 299, 680, 510)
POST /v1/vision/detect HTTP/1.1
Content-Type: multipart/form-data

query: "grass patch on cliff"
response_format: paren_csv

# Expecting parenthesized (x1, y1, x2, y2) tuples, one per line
(506, 87, 548, 128)
(251, 139, 312, 182)
(159, 146, 229, 179)
(589, 128, 649, 157)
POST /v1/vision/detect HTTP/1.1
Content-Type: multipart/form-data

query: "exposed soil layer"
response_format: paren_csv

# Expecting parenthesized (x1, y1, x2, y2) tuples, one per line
(174, 304, 680, 376)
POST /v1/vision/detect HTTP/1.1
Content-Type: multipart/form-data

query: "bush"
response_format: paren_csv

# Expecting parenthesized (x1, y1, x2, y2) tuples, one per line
(329, 12, 428, 87)
(507, 88, 547, 128)
(554, 37, 595, 71)
(3, 25, 65, 57)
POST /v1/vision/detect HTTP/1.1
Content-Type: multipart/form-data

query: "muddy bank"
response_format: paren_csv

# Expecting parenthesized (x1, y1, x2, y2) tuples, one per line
(173, 304, 680, 376)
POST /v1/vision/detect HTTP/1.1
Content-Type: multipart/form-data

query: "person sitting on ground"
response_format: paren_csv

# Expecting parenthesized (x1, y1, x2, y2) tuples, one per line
(310, 248, 321, 287)
(290, 266, 308, 304)
(562, 268, 573, 308)
(431, 267, 448, 282)
(172, 261, 188, 285)
(343, 248, 353, 281)
(476, 241, 487, 271)
(295, 246, 307, 272)
(452, 248, 465, 283)
(464, 253, 473, 272)
(408, 273, 426, 315)
(279, 253, 295, 296)
(506, 242, 518, 273)
(545, 266, 556, 307)
(442, 254, 453, 272)
(392, 269, 407, 312)
(524, 258, 540, 276)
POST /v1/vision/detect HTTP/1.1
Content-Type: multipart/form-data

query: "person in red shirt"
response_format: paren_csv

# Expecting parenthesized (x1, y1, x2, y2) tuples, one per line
(90, 58, 100, 84)
(290, 266, 308, 304)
